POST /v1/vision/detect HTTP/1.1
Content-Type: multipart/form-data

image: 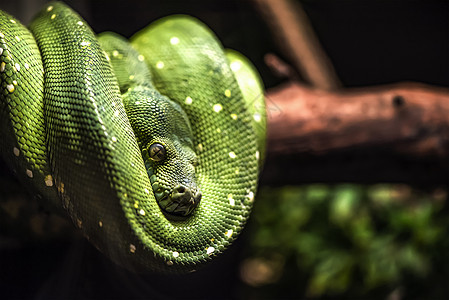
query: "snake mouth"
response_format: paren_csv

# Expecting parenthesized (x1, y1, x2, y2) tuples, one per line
(156, 185, 201, 217)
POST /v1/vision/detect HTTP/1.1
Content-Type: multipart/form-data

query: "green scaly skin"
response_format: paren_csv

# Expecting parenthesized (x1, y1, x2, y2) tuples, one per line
(98, 32, 201, 217)
(225, 49, 266, 165)
(0, 1, 265, 273)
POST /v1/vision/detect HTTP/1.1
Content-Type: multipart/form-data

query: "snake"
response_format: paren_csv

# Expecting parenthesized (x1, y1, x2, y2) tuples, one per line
(0, 1, 265, 273)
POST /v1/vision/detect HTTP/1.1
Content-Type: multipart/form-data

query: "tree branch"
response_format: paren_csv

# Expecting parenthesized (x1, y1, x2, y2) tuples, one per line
(253, 0, 341, 90)
(261, 82, 449, 185)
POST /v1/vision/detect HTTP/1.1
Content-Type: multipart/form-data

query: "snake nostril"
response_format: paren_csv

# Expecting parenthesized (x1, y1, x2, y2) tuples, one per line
(173, 185, 193, 199)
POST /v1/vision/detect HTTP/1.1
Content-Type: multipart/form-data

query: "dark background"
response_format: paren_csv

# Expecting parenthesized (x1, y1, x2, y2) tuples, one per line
(0, 0, 448, 299)
(2, 0, 448, 89)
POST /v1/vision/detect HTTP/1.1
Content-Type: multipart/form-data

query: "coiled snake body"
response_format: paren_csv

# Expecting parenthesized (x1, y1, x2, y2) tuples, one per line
(0, 2, 265, 273)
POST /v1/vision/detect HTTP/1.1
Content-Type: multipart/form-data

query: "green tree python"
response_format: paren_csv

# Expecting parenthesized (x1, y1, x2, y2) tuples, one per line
(0, 2, 265, 273)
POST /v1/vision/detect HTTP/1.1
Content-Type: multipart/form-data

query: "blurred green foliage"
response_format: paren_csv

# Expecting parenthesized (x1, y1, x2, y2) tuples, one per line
(241, 184, 448, 299)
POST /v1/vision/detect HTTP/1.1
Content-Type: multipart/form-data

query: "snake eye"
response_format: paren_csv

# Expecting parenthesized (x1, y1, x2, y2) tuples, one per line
(149, 143, 166, 162)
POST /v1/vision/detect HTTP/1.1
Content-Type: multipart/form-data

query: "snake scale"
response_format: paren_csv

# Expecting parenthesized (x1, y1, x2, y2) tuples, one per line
(0, 1, 265, 272)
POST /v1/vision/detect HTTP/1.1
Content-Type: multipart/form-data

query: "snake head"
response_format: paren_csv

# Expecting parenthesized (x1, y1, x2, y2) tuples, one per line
(123, 87, 201, 217)
(157, 184, 202, 216)
(145, 139, 201, 217)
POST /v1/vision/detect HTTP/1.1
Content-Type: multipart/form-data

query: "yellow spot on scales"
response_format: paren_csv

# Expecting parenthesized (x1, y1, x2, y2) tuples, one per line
(185, 96, 193, 105)
(10, 19, 16, 24)
(213, 104, 222, 113)
(248, 78, 257, 87)
(77, 21, 83, 26)
(228, 194, 235, 206)
(58, 182, 64, 193)
(230, 61, 241, 72)
(47, 6, 53, 12)
(15, 36, 20, 42)
(0, 62, 5, 72)
(253, 113, 262, 122)
(24, 63, 29, 69)
(14, 63, 20, 71)
(229, 152, 236, 159)
(231, 113, 237, 120)
(138, 55, 145, 61)
(170, 37, 180, 45)
(51, 14, 56, 20)
(45, 175, 53, 187)
(224, 89, 231, 97)
(225, 229, 233, 238)
(129, 244, 136, 253)
(139, 209, 145, 216)
(98, 221, 103, 227)
(172, 251, 179, 258)
(206, 247, 215, 255)
(156, 61, 164, 69)
(6, 84, 14, 93)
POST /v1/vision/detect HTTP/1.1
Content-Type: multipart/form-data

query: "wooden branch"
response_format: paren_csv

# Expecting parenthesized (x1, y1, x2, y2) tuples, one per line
(261, 82, 449, 185)
(253, 0, 341, 90)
